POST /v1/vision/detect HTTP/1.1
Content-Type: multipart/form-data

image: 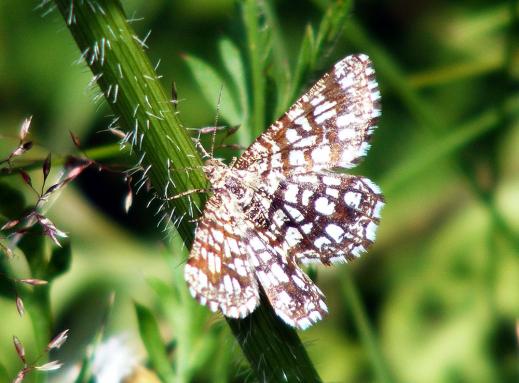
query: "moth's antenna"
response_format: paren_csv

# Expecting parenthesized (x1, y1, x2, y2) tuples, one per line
(211, 85, 224, 158)
(195, 137, 211, 159)
(170, 82, 210, 161)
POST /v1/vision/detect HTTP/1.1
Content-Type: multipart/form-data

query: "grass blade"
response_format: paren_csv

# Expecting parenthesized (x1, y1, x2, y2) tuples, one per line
(135, 302, 176, 382)
(184, 54, 242, 127)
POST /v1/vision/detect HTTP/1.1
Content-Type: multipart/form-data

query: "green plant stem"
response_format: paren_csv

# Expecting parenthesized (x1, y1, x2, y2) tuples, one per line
(18, 235, 51, 383)
(380, 105, 501, 194)
(54, 0, 206, 244)
(341, 270, 394, 383)
(0, 143, 128, 176)
(408, 58, 501, 89)
(228, 293, 321, 382)
(53, 0, 321, 381)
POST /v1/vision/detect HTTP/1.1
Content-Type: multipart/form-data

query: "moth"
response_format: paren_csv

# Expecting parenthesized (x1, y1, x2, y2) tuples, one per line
(185, 54, 383, 329)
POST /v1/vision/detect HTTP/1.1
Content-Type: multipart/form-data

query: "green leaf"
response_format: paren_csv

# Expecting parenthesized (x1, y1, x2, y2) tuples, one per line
(74, 294, 115, 383)
(218, 38, 251, 145)
(147, 277, 176, 303)
(73, 353, 95, 383)
(184, 54, 241, 127)
(0, 181, 25, 219)
(18, 229, 47, 279)
(342, 269, 394, 383)
(147, 275, 215, 382)
(46, 239, 72, 280)
(0, 363, 9, 383)
(135, 302, 176, 382)
(218, 38, 246, 114)
(242, 0, 267, 137)
(263, 0, 292, 117)
(0, 256, 13, 298)
(314, 0, 352, 56)
(290, 24, 315, 105)
(290, 0, 353, 108)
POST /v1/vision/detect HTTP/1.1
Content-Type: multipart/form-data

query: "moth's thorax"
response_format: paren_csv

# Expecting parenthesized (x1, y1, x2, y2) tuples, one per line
(202, 158, 227, 187)
(203, 158, 256, 201)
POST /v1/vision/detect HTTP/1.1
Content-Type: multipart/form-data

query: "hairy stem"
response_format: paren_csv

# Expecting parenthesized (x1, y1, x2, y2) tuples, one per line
(53, 0, 321, 381)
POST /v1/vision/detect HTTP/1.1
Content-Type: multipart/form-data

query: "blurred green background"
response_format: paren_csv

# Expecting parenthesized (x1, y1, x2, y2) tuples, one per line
(0, 0, 518, 382)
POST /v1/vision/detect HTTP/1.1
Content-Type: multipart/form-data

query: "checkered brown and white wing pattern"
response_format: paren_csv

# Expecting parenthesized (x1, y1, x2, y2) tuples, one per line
(185, 194, 259, 318)
(235, 54, 380, 176)
(245, 228, 328, 329)
(265, 172, 384, 265)
(185, 54, 383, 329)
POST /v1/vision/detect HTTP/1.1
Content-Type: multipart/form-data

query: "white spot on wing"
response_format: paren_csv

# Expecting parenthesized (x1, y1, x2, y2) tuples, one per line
(213, 253, 221, 273)
(326, 187, 339, 198)
(223, 275, 233, 293)
(287, 106, 304, 120)
(277, 291, 292, 306)
(363, 178, 382, 194)
(326, 224, 344, 242)
(339, 126, 358, 141)
(366, 221, 378, 241)
(309, 311, 322, 322)
(285, 227, 303, 246)
(271, 263, 289, 282)
(212, 229, 224, 243)
(352, 245, 366, 257)
(289, 150, 305, 166)
(374, 201, 385, 218)
(319, 299, 328, 312)
(232, 277, 241, 292)
(297, 317, 312, 330)
(310, 94, 325, 106)
(301, 223, 313, 234)
(315, 197, 335, 215)
(295, 116, 312, 131)
(285, 129, 301, 143)
(294, 135, 317, 148)
(315, 108, 336, 125)
(322, 176, 341, 186)
(311, 145, 330, 163)
(313, 100, 337, 116)
(336, 112, 357, 128)
(344, 191, 362, 209)
(297, 174, 319, 183)
(302, 189, 313, 206)
(228, 238, 240, 254)
(250, 236, 264, 251)
(314, 236, 331, 250)
(292, 275, 306, 289)
(285, 204, 304, 222)
(209, 301, 218, 312)
(284, 183, 299, 204)
(234, 258, 247, 276)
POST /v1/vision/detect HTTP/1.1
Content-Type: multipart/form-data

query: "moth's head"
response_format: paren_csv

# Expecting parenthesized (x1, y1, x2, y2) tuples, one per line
(202, 158, 226, 185)
(203, 158, 222, 167)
